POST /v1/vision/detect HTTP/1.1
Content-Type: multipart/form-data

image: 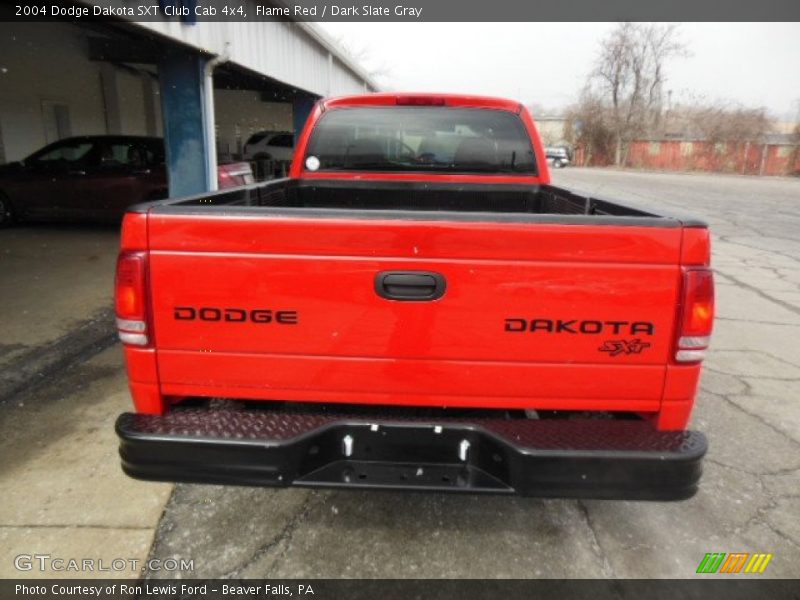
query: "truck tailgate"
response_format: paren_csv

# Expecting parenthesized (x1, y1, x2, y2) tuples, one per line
(146, 213, 683, 411)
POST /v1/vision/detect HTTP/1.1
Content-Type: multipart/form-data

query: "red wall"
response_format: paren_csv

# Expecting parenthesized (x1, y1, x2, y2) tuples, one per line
(576, 141, 800, 177)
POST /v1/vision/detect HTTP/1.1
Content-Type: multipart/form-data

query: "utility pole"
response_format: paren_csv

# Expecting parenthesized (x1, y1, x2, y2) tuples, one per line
(665, 89, 673, 134)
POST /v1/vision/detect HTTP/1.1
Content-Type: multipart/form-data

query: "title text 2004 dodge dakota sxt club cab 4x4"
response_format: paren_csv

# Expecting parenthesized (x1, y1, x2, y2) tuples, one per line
(114, 94, 713, 500)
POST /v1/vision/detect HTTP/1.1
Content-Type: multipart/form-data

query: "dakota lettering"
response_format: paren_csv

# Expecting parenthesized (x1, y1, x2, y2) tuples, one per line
(506, 318, 655, 336)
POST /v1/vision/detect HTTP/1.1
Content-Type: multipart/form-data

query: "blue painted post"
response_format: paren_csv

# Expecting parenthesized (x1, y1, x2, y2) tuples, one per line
(158, 50, 212, 198)
(293, 96, 317, 144)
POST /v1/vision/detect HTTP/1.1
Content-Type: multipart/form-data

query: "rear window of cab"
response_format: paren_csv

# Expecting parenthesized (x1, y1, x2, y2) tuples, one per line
(304, 106, 537, 175)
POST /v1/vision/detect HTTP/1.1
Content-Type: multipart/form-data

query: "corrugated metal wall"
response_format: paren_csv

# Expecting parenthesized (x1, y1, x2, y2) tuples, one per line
(134, 18, 373, 97)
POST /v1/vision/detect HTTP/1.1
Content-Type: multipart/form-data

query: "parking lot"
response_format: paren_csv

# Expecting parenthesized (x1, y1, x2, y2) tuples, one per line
(1, 168, 798, 579)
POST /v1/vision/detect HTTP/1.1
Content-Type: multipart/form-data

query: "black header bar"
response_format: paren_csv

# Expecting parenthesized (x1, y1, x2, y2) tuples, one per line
(3, 0, 800, 22)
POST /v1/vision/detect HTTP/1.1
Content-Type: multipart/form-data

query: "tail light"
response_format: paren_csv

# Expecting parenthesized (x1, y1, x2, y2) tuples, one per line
(396, 95, 446, 106)
(217, 167, 232, 188)
(675, 267, 714, 363)
(115, 251, 149, 346)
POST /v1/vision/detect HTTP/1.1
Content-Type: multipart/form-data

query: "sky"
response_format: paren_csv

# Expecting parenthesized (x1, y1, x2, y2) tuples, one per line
(319, 22, 800, 121)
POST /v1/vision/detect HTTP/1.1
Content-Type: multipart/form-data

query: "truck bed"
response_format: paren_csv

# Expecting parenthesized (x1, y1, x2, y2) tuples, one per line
(141, 178, 681, 223)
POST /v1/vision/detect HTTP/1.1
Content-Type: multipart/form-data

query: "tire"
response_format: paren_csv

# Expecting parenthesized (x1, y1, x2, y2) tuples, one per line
(553, 160, 565, 169)
(251, 154, 274, 180)
(0, 193, 14, 228)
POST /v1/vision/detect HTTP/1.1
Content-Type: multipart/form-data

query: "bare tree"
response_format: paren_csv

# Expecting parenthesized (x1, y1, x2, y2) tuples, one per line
(645, 24, 686, 131)
(589, 23, 687, 165)
(681, 102, 772, 143)
(565, 90, 615, 165)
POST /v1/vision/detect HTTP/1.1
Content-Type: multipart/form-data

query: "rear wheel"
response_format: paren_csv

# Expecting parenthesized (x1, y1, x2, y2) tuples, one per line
(0, 193, 14, 227)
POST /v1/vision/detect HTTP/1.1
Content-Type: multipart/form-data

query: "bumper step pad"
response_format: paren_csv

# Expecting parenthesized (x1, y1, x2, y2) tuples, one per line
(116, 405, 707, 500)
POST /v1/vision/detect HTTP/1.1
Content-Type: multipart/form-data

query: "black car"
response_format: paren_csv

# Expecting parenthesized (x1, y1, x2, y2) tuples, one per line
(544, 146, 571, 169)
(0, 135, 253, 225)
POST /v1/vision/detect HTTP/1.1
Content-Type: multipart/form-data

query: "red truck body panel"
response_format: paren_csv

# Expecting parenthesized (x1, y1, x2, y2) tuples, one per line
(120, 210, 706, 431)
(148, 217, 679, 401)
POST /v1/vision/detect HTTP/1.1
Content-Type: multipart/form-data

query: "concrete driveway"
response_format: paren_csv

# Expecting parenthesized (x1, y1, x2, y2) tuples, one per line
(1, 169, 798, 579)
(0, 224, 170, 579)
(0, 224, 119, 400)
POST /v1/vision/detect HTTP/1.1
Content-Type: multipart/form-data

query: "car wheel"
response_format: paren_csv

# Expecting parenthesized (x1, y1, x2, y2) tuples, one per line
(0, 193, 14, 227)
(553, 160, 564, 169)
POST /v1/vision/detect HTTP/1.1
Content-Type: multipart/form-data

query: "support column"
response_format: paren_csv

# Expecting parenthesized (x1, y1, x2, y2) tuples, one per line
(158, 49, 213, 198)
(100, 64, 122, 134)
(141, 74, 158, 137)
(292, 95, 317, 145)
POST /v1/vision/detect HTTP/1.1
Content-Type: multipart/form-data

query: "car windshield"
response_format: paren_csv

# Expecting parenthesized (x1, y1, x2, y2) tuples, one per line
(246, 133, 268, 145)
(269, 134, 294, 148)
(305, 106, 537, 174)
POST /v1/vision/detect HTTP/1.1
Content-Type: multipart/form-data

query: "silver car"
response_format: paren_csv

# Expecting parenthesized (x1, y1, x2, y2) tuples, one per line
(242, 131, 295, 161)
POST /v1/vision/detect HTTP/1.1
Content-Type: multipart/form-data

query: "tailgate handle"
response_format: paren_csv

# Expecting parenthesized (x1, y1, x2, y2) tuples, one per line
(375, 271, 446, 301)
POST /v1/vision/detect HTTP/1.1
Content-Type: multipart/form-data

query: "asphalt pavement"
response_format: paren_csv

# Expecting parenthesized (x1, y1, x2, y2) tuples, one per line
(1, 168, 798, 579)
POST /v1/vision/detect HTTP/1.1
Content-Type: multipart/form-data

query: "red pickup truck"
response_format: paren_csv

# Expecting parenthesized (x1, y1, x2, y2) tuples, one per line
(114, 93, 713, 500)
